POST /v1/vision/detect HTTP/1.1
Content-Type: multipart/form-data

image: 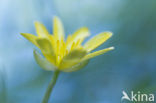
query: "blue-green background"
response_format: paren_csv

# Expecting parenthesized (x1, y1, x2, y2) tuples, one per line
(0, 0, 156, 103)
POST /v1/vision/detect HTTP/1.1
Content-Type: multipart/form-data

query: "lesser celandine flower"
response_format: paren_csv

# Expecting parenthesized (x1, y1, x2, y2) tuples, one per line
(20, 16, 114, 103)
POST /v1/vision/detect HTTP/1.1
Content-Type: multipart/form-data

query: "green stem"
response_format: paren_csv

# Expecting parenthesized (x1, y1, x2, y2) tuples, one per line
(42, 70, 60, 103)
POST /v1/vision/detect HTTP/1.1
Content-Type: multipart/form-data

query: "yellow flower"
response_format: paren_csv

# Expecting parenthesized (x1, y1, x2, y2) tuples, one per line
(21, 16, 114, 72)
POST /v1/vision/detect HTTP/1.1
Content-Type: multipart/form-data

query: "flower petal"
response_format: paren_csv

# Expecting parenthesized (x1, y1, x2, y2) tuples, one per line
(34, 21, 49, 38)
(33, 50, 56, 71)
(53, 16, 64, 41)
(83, 47, 114, 60)
(66, 27, 90, 49)
(61, 60, 89, 72)
(59, 49, 87, 69)
(36, 38, 55, 64)
(20, 33, 38, 47)
(84, 32, 112, 52)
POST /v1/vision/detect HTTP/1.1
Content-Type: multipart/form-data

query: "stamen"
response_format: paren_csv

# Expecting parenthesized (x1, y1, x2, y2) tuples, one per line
(70, 42, 75, 51)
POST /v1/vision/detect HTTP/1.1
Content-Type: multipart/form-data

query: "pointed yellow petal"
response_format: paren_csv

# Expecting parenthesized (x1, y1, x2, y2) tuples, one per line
(59, 49, 87, 69)
(49, 35, 56, 49)
(53, 16, 64, 41)
(66, 27, 90, 49)
(34, 22, 49, 37)
(36, 38, 56, 64)
(33, 50, 57, 71)
(83, 47, 114, 60)
(84, 32, 112, 52)
(71, 27, 90, 42)
(61, 60, 89, 72)
(20, 33, 38, 47)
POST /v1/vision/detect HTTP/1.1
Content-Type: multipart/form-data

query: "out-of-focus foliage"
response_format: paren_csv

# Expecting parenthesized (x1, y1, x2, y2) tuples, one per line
(0, 0, 156, 103)
(0, 68, 7, 103)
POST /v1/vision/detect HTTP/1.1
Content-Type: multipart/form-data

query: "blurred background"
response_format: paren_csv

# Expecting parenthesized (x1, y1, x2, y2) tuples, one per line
(0, 0, 156, 103)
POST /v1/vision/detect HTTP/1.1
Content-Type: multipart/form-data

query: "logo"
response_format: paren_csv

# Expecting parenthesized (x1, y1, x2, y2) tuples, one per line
(121, 91, 154, 102)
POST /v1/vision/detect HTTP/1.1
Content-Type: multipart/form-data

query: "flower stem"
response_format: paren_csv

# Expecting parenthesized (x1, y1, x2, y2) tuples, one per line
(42, 70, 60, 103)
